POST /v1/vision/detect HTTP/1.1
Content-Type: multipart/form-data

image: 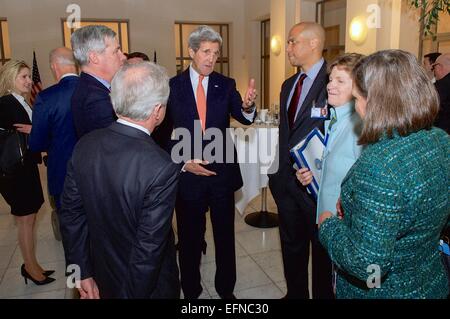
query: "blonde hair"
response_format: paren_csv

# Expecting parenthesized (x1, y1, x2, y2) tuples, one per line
(0, 60, 30, 97)
(352, 50, 439, 145)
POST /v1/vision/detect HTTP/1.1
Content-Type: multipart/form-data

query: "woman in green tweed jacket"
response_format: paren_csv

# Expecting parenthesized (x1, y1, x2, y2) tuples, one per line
(318, 50, 449, 299)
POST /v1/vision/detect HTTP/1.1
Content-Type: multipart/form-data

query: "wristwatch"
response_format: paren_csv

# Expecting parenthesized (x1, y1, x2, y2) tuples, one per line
(242, 103, 256, 114)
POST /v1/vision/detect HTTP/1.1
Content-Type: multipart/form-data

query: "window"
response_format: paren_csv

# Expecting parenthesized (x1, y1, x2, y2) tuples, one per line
(0, 18, 11, 65)
(174, 22, 229, 76)
(316, 0, 346, 63)
(261, 19, 270, 109)
(61, 19, 130, 54)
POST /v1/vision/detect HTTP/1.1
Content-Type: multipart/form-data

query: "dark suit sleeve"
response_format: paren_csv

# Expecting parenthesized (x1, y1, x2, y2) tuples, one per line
(86, 95, 117, 132)
(123, 161, 179, 298)
(29, 94, 50, 152)
(151, 103, 174, 151)
(59, 156, 93, 280)
(228, 79, 254, 125)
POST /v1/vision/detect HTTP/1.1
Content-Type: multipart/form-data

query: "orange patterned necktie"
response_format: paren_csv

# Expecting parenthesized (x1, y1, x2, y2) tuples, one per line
(196, 75, 207, 133)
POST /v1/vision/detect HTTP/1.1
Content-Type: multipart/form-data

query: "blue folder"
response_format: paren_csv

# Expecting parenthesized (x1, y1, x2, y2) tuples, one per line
(289, 127, 325, 200)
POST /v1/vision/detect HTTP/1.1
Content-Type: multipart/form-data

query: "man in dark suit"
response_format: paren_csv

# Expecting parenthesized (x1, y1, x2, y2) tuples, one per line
(70, 25, 126, 139)
(29, 47, 78, 210)
(59, 62, 180, 299)
(268, 22, 333, 299)
(433, 53, 450, 133)
(153, 25, 257, 299)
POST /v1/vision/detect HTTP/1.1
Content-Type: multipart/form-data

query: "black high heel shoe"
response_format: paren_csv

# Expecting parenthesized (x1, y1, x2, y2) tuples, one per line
(21, 264, 56, 285)
(43, 270, 55, 276)
(21, 264, 54, 276)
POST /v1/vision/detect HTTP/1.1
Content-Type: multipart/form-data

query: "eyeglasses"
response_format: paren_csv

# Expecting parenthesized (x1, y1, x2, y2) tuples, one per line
(287, 39, 301, 46)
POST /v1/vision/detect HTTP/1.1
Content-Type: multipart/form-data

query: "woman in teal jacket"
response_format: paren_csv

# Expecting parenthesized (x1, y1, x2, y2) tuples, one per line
(318, 50, 449, 299)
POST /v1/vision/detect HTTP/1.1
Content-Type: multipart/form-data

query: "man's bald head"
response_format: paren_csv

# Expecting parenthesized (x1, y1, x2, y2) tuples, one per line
(49, 47, 76, 66)
(292, 22, 325, 51)
(287, 22, 325, 71)
(434, 53, 450, 81)
(49, 47, 77, 81)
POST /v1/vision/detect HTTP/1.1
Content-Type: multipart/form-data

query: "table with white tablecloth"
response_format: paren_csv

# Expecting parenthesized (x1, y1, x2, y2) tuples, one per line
(230, 121, 279, 227)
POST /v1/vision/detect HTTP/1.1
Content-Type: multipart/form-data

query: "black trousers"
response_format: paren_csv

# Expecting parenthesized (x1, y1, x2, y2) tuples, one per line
(176, 188, 236, 298)
(273, 188, 334, 299)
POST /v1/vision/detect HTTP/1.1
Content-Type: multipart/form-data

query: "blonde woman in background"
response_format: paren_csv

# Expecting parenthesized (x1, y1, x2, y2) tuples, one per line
(0, 60, 55, 285)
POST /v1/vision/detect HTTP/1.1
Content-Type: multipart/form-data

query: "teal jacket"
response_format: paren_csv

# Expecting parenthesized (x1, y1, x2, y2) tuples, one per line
(319, 128, 450, 298)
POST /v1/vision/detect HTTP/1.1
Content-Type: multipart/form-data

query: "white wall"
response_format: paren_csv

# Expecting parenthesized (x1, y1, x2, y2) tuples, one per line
(0, 0, 250, 92)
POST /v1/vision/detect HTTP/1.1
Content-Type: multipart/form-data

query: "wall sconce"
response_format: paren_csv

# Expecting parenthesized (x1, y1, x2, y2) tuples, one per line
(271, 36, 282, 56)
(349, 16, 368, 44)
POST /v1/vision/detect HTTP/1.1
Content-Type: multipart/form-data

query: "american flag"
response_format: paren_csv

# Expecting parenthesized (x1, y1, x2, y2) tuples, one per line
(30, 51, 42, 106)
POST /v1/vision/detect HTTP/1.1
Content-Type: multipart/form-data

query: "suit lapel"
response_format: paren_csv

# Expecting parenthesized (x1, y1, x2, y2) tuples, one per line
(282, 75, 298, 129)
(181, 68, 199, 121)
(206, 72, 220, 128)
(291, 63, 327, 132)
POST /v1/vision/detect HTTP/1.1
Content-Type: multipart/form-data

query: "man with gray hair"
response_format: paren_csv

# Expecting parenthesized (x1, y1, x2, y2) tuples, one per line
(59, 62, 180, 299)
(153, 25, 257, 299)
(70, 25, 126, 139)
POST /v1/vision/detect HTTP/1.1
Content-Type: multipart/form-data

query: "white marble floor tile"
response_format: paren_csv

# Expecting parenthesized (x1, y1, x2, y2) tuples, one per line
(9, 238, 65, 268)
(275, 281, 287, 295)
(235, 228, 281, 255)
(0, 261, 66, 298)
(9, 288, 66, 299)
(250, 250, 285, 283)
(0, 228, 18, 246)
(0, 244, 16, 270)
(0, 214, 15, 230)
(201, 255, 272, 297)
(0, 268, 5, 282)
(235, 283, 284, 299)
(235, 210, 263, 233)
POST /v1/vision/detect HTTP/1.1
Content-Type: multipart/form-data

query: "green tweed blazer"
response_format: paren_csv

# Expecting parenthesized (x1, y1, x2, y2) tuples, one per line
(319, 128, 450, 299)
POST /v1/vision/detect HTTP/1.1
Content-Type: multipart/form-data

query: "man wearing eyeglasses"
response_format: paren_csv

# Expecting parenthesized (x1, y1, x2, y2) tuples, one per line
(433, 53, 450, 133)
(268, 22, 333, 299)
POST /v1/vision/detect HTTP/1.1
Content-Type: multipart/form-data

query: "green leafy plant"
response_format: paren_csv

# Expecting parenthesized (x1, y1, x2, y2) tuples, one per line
(410, 0, 450, 37)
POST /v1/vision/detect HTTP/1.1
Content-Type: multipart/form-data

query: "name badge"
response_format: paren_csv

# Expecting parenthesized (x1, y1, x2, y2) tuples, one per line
(311, 106, 328, 119)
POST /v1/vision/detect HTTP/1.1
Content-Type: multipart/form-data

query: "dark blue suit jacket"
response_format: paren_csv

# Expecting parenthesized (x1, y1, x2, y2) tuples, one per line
(71, 72, 117, 139)
(29, 75, 79, 201)
(60, 122, 180, 298)
(153, 68, 255, 197)
(269, 63, 328, 207)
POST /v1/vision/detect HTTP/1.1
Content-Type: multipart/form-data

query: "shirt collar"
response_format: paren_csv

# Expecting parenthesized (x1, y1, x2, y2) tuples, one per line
(331, 100, 355, 120)
(87, 72, 110, 90)
(189, 64, 209, 81)
(11, 91, 26, 102)
(301, 58, 325, 81)
(60, 73, 78, 81)
(117, 118, 150, 136)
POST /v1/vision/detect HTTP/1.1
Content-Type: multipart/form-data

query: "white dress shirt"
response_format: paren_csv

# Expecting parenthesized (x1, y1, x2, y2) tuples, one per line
(189, 65, 255, 121)
(11, 92, 33, 122)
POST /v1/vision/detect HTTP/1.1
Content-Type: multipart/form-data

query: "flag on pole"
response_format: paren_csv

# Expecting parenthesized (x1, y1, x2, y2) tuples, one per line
(153, 50, 157, 64)
(30, 51, 42, 106)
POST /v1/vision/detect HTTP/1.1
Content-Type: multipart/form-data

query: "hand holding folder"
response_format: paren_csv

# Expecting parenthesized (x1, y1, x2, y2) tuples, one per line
(290, 128, 325, 199)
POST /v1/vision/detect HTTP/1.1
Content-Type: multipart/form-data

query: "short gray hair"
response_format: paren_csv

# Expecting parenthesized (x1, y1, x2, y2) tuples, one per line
(71, 25, 116, 66)
(188, 25, 222, 51)
(111, 62, 170, 121)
